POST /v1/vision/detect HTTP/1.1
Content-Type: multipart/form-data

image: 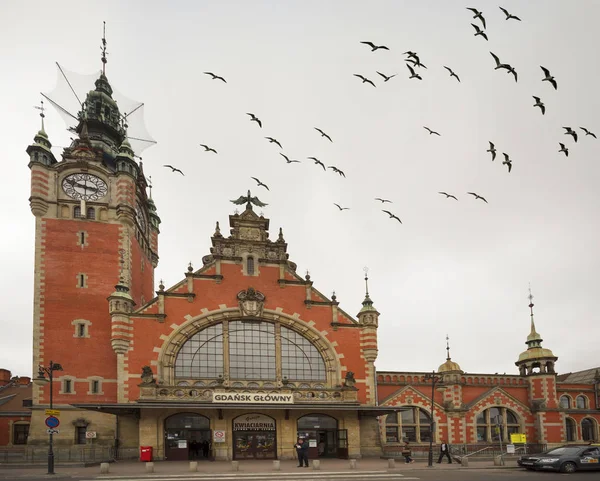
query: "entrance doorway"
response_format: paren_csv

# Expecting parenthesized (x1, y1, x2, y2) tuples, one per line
(232, 413, 277, 460)
(164, 413, 211, 461)
(297, 414, 348, 459)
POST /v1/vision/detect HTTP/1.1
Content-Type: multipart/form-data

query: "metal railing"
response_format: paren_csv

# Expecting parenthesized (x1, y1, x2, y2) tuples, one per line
(0, 446, 139, 464)
(382, 443, 548, 459)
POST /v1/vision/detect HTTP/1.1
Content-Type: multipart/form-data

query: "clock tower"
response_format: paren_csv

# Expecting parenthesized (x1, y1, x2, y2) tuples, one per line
(26, 45, 160, 446)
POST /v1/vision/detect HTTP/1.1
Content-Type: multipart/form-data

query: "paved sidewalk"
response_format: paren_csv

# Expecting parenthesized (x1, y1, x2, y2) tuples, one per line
(0, 457, 521, 479)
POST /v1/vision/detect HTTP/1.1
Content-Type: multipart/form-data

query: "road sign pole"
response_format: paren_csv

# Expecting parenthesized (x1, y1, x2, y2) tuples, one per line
(48, 361, 55, 475)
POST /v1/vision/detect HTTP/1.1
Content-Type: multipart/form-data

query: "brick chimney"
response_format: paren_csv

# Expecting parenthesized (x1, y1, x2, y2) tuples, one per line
(0, 369, 11, 387)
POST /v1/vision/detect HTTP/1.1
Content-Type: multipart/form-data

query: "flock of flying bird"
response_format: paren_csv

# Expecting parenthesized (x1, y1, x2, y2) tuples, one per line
(163, 5, 596, 225)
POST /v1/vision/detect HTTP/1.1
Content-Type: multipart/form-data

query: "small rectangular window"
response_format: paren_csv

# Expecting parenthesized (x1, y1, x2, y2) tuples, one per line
(79, 274, 85, 288)
(91, 380, 99, 394)
(77, 324, 86, 337)
(64, 379, 72, 393)
(13, 424, 29, 445)
(86, 207, 95, 220)
(247, 257, 255, 275)
(80, 232, 86, 245)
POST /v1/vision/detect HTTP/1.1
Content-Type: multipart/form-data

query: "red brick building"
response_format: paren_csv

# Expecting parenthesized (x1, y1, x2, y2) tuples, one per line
(24, 58, 600, 460)
(0, 370, 32, 447)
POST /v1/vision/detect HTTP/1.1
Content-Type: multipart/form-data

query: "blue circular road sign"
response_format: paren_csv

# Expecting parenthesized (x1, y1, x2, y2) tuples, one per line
(45, 416, 60, 428)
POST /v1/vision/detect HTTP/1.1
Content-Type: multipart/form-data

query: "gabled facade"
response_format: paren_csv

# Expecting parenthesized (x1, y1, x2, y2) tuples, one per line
(0, 369, 32, 447)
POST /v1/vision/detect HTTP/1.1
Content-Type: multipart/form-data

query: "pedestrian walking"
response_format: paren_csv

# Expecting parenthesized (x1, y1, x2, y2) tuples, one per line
(402, 441, 414, 464)
(437, 439, 453, 464)
(294, 437, 309, 467)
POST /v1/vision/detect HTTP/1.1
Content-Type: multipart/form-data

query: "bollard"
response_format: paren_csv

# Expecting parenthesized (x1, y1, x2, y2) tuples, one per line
(100, 462, 110, 474)
(145, 462, 154, 473)
(272, 460, 281, 471)
(388, 458, 396, 469)
(312, 459, 321, 470)
(461, 456, 469, 467)
(494, 455, 505, 466)
(349, 459, 357, 469)
(189, 461, 198, 472)
(231, 460, 239, 471)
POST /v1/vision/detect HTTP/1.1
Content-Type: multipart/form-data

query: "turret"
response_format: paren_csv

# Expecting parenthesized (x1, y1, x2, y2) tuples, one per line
(357, 270, 379, 405)
(108, 278, 135, 356)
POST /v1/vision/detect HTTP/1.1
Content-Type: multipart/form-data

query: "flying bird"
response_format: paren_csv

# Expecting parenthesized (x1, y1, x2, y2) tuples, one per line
(499, 6, 521, 21)
(563, 127, 578, 142)
(471, 23, 488, 41)
(353, 74, 376, 87)
(377, 71, 397, 82)
(487, 141, 497, 161)
(540, 66, 558, 90)
(328, 166, 346, 177)
(532, 96, 545, 115)
(558, 143, 569, 157)
(265, 137, 283, 148)
(308, 157, 326, 170)
(251, 177, 269, 190)
(406, 64, 422, 80)
(424, 126, 441, 136)
(490, 53, 518, 82)
(333, 203, 350, 211)
(467, 7, 486, 28)
(314, 127, 333, 142)
(360, 41, 389, 51)
(382, 210, 402, 223)
(502, 153, 513, 173)
(163, 165, 184, 176)
(246, 113, 262, 128)
(438, 192, 458, 200)
(580, 127, 597, 139)
(199, 144, 217, 153)
(375, 198, 392, 203)
(467, 192, 488, 203)
(403, 51, 419, 61)
(280, 153, 300, 163)
(203, 72, 226, 83)
(444, 66, 460, 82)
(405, 57, 428, 69)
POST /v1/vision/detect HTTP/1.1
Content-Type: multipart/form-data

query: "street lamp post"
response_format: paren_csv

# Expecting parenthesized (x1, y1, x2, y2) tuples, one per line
(424, 370, 442, 468)
(34, 361, 63, 475)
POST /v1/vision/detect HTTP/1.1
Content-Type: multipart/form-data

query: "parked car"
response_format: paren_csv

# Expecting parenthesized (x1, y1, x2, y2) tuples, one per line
(518, 445, 600, 473)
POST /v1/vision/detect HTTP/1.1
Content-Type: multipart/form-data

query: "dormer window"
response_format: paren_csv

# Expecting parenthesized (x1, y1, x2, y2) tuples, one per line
(247, 256, 255, 276)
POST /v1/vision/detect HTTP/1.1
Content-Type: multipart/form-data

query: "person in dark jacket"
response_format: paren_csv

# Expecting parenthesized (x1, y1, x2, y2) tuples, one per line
(402, 441, 414, 463)
(294, 438, 309, 467)
(437, 440, 453, 464)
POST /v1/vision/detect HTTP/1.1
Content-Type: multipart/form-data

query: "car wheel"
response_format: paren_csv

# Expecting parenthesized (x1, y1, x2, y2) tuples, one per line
(560, 462, 577, 473)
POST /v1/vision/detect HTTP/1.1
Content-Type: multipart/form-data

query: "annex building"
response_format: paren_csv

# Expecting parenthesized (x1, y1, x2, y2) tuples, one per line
(17, 52, 600, 461)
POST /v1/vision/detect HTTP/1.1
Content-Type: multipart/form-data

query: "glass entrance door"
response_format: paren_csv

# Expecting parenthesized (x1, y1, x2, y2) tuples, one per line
(164, 413, 211, 461)
(233, 431, 277, 459)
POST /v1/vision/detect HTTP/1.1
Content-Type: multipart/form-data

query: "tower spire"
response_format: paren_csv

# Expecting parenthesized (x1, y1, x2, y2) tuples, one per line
(446, 334, 451, 361)
(101, 21, 108, 75)
(364, 266, 370, 297)
(34, 100, 46, 132)
(528, 283, 539, 340)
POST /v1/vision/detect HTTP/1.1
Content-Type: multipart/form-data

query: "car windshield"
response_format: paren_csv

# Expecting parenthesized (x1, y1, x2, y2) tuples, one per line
(545, 447, 582, 456)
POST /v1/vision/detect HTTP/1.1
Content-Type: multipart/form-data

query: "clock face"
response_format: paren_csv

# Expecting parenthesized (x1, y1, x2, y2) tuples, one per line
(135, 204, 147, 233)
(62, 173, 108, 201)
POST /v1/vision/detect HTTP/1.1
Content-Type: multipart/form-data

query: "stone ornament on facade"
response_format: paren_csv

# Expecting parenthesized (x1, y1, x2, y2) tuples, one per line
(140, 366, 156, 386)
(237, 287, 265, 318)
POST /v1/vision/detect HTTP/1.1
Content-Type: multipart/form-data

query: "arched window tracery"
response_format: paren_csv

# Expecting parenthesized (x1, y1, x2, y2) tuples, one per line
(476, 407, 520, 443)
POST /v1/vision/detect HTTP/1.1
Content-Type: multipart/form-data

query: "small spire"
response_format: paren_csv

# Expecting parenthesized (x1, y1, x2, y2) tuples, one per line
(331, 290, 337, 302)
(278, 227, 285, 242)
(188, 262, 193, 273)
(214, 221, 222, 237)
(446, 334, 451, 361)
(364, 266, 370, 297)
(148, 176, 153, 199)
(526, 284, 543, 345)
(34, 100, 46, 132)
(101, 21, 108, 75)
(158, 279, 165, 291)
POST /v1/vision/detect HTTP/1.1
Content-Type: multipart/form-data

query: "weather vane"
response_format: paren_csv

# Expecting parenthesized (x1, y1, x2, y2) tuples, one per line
(363, 266, 369, 295)
(101, 21, 108, 75)
(446, 334, 451, 360)
(528, 283, 535, 316)
(34, 100, 46, 130)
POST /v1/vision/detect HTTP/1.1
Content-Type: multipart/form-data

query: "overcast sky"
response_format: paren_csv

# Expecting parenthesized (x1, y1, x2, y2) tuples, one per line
(1, 0, 599, 379)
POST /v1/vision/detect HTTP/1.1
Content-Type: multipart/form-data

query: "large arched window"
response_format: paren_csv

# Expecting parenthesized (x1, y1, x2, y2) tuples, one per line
(582, 418, 597, 441)
(576, 395, 588, 409)
(565, 417, 576, 442)
(476, 407, 520, 443)
(174, 321, 326, 382)
(559, 395, 571, 409)
(385, 407, 431, 443)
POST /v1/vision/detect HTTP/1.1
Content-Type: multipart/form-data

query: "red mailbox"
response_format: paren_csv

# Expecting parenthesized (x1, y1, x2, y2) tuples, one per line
(140, 446, 153, 462)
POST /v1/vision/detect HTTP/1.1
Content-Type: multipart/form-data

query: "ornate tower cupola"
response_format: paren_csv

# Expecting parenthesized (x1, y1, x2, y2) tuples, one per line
(74, 23, 126, 159)
(515, 287, 558, 376)
(26, 101, 57, 167)
(357, 269, 379, 405)
(438, 335, 463, 376)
